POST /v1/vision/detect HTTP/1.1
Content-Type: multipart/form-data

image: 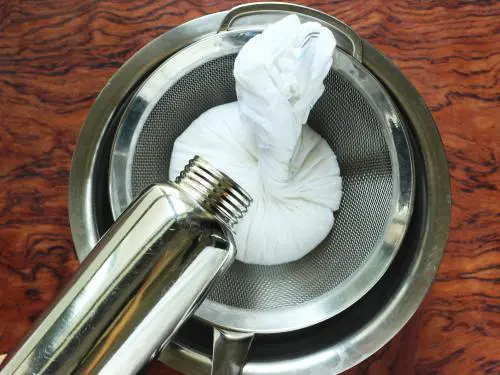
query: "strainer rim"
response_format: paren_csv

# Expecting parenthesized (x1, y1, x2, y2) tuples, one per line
(108, 30, 414, 333)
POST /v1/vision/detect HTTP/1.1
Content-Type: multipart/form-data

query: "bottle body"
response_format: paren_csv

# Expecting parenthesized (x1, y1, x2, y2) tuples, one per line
(1, 182, 236, 375)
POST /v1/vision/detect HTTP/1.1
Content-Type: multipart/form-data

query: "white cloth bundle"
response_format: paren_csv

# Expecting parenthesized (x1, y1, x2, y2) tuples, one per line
(169, 15, 342, 265)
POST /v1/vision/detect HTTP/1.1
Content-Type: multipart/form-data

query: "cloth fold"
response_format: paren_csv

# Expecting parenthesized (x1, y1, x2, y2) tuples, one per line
(169, 15, 342, 265)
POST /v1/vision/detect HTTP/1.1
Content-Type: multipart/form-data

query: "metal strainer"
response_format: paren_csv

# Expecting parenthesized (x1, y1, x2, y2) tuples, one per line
(109, 0, 413, 343)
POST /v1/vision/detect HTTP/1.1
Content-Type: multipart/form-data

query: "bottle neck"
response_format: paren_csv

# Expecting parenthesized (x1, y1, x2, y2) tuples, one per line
(175, 156, 252, 227)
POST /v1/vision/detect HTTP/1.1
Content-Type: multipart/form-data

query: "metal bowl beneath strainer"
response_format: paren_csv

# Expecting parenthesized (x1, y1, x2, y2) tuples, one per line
(69, 3, 450, 374)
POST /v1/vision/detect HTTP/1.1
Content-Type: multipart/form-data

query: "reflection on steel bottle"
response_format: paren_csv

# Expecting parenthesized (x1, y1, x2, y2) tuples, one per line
(1, 156, 251, 375)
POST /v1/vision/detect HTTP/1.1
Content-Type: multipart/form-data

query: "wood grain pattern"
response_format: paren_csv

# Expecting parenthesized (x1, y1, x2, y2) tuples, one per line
(0, 0, 498, 374)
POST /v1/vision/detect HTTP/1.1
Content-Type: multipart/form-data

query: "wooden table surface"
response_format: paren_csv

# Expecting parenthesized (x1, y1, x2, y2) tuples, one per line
(0, 0, 499, 374)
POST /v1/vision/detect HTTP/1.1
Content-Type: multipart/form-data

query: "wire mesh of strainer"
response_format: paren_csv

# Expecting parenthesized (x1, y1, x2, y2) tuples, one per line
(109, 30, 414, 333)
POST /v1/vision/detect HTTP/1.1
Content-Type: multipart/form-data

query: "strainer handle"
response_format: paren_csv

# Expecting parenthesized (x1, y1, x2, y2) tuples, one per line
(218, 2, 363, 62)
(211, 328, 255, 375)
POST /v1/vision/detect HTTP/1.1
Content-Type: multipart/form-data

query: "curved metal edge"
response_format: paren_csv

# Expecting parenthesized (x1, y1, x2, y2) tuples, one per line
(108, 33, 244, 220)
(159, 342, 212, 374)
(69, 12, 225, 261)
(195, 47, 416, 333)
(159, 39, 451, 375)
(217, 2, 362, 62)
(106, 33, 415, 333)
(252, 39, 452, 375)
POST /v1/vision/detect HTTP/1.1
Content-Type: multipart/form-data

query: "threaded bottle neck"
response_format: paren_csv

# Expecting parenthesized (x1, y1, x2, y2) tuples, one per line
(175, 156, 252, 227)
